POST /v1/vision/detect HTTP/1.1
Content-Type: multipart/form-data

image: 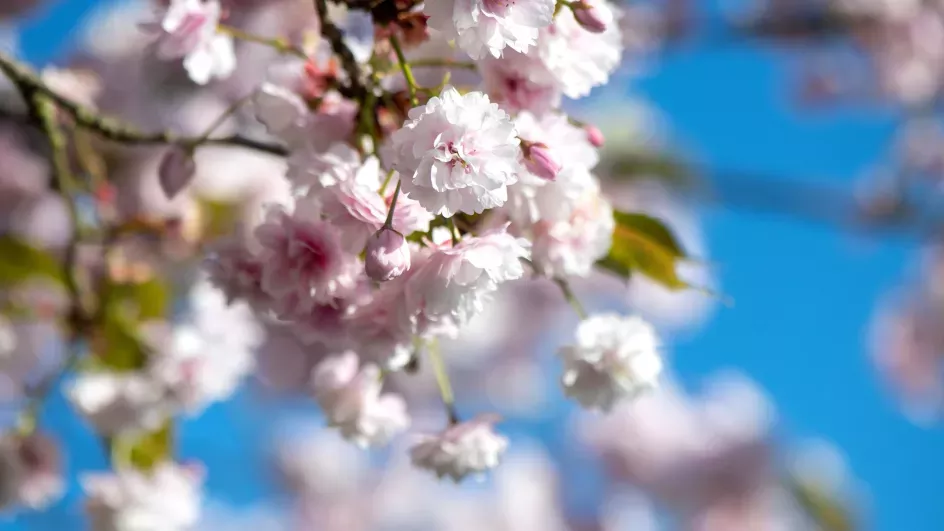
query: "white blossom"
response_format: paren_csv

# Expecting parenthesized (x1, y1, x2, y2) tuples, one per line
(410, 414, 508, 482)
(67, 373, 172, 437)
(405, 225, 531, 337)
(143, 0, 236, 85)
(389, 87, 521, 217)
(0, 433, 64, 512)
(531, 185, 614, 277)
(559, 313, 662, 411)
(311, 351, 410, 447)
(426, 0, 556, 59)
(83, 462, 203, 531)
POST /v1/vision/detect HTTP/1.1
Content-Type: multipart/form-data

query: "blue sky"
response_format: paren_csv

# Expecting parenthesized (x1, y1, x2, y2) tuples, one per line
(8, 0, 944, 529)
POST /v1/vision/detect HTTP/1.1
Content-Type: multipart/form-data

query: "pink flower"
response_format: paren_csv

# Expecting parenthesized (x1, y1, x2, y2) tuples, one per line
(205, 237, 272, 311)
(480, 51, 561, 115)
(158, 145, 196, 199)
(405, 225, 530, 337)
(311, 352, 410, 447)
(521, 141, 561, 181)
(409, 414, 508, 482)
(346, 280, 416, 369)
(571, 1, 608, 33)
(254, 201, 359, 311)
(142, 0, 236, 85)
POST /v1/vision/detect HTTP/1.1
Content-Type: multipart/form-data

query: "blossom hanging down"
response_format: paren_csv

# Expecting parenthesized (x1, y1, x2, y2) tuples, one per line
(141, 0, 236, 85)
(388, 87, 522, 217)
(410, 414, 509, 482)
(311, 351, 410, 448)
(425, 0, 556, 59)
(559, 313, 663, 411)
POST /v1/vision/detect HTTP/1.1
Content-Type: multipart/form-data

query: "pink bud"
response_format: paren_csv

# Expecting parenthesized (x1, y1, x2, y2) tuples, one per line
(523, 142, 561, 181)
(585, 124, 605, 148)
(365, 227, 411, 281)
(158, 145, 196, 199)
(572, 1, 607, 34)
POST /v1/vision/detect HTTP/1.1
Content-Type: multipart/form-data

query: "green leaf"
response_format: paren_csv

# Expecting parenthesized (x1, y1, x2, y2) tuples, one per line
(600, 151, 695, 191)
(93, 277, 170, 371)
(0, 236, 65, 287)
(598, 211, 688, 289)
(129, 422, 174, 470)
(789, 476, 855, 531)
(197, 198, 241, 241)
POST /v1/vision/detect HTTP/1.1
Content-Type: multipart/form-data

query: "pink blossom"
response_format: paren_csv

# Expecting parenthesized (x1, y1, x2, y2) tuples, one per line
(480, 51, 561, 115)
(365, 228, 412, 282)
(205, 237, 272, 311)
(254, 201, 359, 311)
(142, 0, 236, 85)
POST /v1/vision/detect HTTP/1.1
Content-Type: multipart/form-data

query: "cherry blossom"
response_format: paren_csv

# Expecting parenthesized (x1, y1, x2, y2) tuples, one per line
(311, 351, 410, 447)
(410, 414, 508, 482)
(389, 86, 522, 217)
(142, 0, 236, 85)
(0, 433, 64, 512)
(559, 313, 663, 411)
(425, 0, 556, 60)
(67, 373, 172, 437)
(83, 462, 204, 531)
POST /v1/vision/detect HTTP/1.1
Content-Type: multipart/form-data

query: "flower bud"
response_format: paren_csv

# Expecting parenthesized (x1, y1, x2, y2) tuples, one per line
(585, 124, 605, 148)
(158, 145, 196, 199)
(572, 1, 607, 34)
(365, 227, 411, 281)
(522, 141, 561, 181)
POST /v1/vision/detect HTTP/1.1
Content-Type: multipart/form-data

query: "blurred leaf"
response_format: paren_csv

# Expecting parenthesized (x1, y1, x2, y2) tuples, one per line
(0, 236, 65, 287)
(598, 211, 688, 289)
(789, 476, 855, 531)
(735, 10, 878, 42)
(600, 151, 695, 190)
(197, 198, 241, 241)
(129, 422, 174, 470)
(92, 277, 170, 371)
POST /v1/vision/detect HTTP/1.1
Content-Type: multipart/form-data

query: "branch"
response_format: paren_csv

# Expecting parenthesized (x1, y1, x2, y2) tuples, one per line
(0, 51, 289, 157)
(314, 0, 367, 100)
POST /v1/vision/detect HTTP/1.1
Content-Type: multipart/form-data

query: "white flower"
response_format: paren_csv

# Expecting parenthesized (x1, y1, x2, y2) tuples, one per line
(311, 352, 410, 447)
(480, 51, 562, 114)
(143, 0, 236, 85)
(146, 281, 262, 414)
(426, 0, 556, 59)
(410, 414, 508, 482)
(253, 82, 309, 139)
(559, 313, 662, 411)
(345, 280, 416, 370)
(389, 87, 521, 217)
(67, 372, 171, 437)
(83, 462, 203, 531)
(288, 142, 362, 191)
(535, 0, 622, 98)
(531, 186, 614, 277)
(405, 225, 531, 337)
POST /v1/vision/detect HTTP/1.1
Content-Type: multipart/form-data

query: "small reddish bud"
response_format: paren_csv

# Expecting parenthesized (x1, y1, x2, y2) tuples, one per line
(572, 1, 607, 33)
(365, 227, 411, 281)
(522, 141, 561, 181)
(585, 124, 605, 148)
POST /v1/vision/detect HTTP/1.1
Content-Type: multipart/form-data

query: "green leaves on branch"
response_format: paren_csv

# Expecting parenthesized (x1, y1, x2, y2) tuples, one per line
(92, 276, 169, 372)
(0, 236, 65, 288)
(597, 211, 689, 289)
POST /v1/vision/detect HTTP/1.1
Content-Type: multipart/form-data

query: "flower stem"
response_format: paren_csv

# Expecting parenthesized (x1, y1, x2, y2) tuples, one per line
(409, 58, 477, 71)
(427, 339, 459, 424)
(389, 35, 419, 106)
(448, 218, 460, 245)
(194, 91, 256, 146)
(217, 25, 309, 59)
(554, 278, 588, 320)
(379, 169, 395, 195)
(383, 180, 402, 228)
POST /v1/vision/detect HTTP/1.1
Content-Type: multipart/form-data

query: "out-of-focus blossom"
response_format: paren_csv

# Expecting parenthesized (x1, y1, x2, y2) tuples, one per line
(389, 86, 521, 217)
(272, 425, 368, 496)
(530, 184, 613, 278)
(0, 433, 64, 512)
(66, 372, 171, 437)
(83, 462, 204, 531)
(425, 0, 555, 59)
(142, 0, 236, 85)
(559, 313, 662, 411)
(158, 146, 197, 199)
(410, 414, 508, 481)
(311, 351, 410, 447)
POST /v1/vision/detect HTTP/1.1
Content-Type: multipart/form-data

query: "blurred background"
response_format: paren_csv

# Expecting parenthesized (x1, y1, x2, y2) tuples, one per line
(1, 0, 943, 529)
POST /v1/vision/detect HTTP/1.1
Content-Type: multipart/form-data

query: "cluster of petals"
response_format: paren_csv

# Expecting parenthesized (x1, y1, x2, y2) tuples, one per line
(141, 0, 235, 85)
(410, 414, 509, 482)
(311, 351, 410, 447)
(0, 433, 64, 512)
(389, 86, 521, 217)
(82, 462, 203, 531)
(404, 225, 531, 337)
(559, 313, 663, 411)
(426, 0, 556, 59)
